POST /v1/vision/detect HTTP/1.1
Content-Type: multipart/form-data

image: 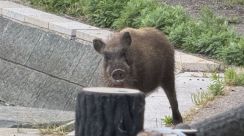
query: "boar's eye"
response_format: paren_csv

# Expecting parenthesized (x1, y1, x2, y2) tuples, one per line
(104, 53, 112, 60)
(120, 50, 130, 64)
(125, 55, 130, 65)
(120, 51, 126, 58)
(120, 49, 127, 57)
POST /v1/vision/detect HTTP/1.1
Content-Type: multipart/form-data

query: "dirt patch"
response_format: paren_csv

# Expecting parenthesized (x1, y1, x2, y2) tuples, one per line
(184, 86, 244, 124)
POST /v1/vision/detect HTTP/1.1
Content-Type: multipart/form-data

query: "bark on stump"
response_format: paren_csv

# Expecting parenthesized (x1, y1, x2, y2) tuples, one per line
(75, 87, 145, 136)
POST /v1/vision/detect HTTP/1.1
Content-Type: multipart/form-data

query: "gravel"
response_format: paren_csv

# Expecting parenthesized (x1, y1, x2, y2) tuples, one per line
(189, 86, 244, 124)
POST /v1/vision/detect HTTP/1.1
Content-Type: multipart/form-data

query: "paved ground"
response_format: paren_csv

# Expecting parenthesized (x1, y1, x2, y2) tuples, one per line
(0, 128, 41, 136)
(144, 72, 211, 128)
(0, 106, 74, 128)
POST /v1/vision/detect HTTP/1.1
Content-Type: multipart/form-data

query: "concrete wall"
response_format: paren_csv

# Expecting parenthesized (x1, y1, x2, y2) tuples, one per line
(0, 16, 104, 111)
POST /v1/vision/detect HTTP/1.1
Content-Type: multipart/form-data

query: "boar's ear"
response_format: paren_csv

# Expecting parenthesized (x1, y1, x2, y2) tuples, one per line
(93, 38, 105, 54)
(121, 32, 132, 48)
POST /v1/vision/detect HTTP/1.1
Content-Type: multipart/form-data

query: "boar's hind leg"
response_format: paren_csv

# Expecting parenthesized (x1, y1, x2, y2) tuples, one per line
(161, 75, 183, 125)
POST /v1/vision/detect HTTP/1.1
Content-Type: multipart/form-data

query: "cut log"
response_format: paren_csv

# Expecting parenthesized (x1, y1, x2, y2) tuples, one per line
(75, 87, 145, 136)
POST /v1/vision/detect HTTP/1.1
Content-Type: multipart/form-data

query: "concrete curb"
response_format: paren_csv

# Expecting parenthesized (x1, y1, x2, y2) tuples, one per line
(0, 1, 223, 72)
(0, 1, 110, 40)
(0, 128, 41, 136)
(0, 105, 74, 128)
(175, 51, 223, 72)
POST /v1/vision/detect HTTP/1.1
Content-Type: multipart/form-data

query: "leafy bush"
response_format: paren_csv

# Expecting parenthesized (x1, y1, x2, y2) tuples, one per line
(168, 21, 195, 48)
(28, 0, 83, 16)
(112, 0, 157, 29)
(170, 7, 244, 64)
(82, 0, 129, 27)
(140, 4, 188, 34)
(218, 37, 244, 65)
(182, 8, 235, 56)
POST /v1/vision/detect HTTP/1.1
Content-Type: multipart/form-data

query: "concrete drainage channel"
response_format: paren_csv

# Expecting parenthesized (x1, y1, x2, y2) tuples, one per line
(0, 1, 222, 135)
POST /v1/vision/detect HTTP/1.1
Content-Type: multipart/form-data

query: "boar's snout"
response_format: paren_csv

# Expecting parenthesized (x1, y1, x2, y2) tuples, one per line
(111, 69, 126, 82)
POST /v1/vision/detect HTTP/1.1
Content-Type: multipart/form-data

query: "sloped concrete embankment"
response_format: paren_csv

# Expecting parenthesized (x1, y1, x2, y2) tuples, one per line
(0, 16, 104, 111)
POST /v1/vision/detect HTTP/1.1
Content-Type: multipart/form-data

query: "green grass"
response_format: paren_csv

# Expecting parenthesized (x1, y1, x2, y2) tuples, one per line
(28, 0, 83, 16)
(224, 68, 244, 86)
(82, 0, 130, 27)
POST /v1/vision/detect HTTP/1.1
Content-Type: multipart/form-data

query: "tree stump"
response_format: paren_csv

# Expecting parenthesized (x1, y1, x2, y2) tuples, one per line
(75, 87, 145, 136)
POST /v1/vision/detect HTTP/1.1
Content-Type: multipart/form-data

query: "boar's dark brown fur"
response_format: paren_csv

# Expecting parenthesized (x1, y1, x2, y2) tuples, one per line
(93, 27, 182, 124)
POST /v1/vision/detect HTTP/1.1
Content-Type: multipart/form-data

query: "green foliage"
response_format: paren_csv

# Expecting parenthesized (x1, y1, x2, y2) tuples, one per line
(218, 37, 244, 65)
(238, 73, 244, 85)
(182, 8, 234, 56)
(140, 4, 188, 34)
(170, 7, 244, 65)
(82, 0, 129, 27)
(168, 21, 193, 48)
(208, 73, 224, 96)
(191, 91, 214, 105)
(28, 0, 83, 16)
(112, 0, 157, 29)
(224, 68, 244, 86)
(27, 0, 244, 66)
(224, 68, 238, 85)
(162, 115, 173, 126)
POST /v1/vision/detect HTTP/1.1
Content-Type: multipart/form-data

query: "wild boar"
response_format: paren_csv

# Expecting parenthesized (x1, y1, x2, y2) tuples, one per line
(93, 27, 182, 124)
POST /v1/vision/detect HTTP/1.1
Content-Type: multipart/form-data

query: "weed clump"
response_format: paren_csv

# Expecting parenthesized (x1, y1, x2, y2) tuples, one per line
(162, 115, 173, 126)
(191, 68, 244, 106)
(224, 68, 244, 86)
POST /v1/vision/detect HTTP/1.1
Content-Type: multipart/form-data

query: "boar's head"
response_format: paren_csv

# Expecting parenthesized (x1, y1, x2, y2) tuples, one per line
(93, 32, 133, 87)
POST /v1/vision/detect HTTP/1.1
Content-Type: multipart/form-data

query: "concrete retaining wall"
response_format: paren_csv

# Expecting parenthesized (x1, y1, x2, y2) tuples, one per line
(0, 16, 104, 110)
